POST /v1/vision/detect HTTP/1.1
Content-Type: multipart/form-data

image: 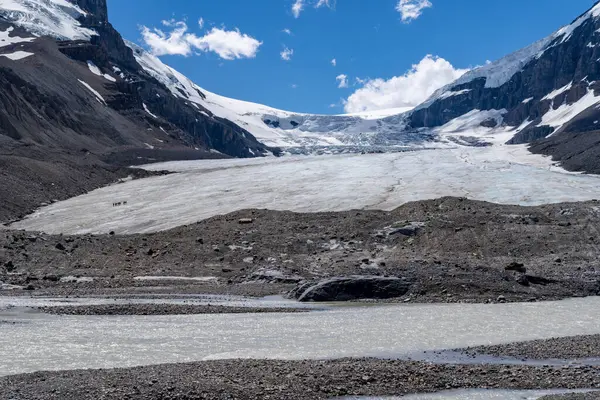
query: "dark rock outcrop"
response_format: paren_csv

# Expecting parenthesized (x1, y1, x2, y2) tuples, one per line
(506, 126, 555, 145)
(292, 276, 411, 302)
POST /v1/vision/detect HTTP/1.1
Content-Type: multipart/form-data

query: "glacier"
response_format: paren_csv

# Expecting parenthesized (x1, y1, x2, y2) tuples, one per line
(12, 145, 600, 235)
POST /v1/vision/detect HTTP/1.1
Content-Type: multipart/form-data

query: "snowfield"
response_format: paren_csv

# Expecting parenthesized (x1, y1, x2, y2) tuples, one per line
(12, 146, 600, 235)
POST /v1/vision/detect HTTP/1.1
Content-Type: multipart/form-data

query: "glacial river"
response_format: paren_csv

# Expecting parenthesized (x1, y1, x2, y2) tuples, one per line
(2, 296, 600, 377)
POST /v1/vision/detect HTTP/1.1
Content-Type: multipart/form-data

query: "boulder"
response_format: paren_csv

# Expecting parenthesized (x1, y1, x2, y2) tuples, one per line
(505, 262, 526, 273)
(293, 276, 411, 302)
(389, 223, 423, 237)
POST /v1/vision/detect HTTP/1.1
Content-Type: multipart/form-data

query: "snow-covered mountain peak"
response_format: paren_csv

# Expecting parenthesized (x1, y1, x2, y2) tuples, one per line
(418, 1, 600, 111)
(552, 0, 600, 44)
(0, 0, 95, 40)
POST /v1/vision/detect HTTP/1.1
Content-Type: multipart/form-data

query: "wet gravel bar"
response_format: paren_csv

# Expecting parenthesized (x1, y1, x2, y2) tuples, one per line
(1, 359, 599, 400)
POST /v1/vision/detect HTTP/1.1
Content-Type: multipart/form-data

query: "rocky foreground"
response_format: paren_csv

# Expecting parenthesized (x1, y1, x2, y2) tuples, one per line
(2, 197, 600, 303)
(1, 358, 598, 400)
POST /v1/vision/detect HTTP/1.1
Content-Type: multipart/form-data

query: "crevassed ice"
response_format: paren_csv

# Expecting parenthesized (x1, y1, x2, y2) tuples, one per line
(0, 0, 96, 40)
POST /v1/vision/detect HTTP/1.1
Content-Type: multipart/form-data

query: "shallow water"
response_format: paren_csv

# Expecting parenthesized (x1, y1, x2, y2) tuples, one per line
(344, 389, 597, 399)
(2, 297, 600, 376)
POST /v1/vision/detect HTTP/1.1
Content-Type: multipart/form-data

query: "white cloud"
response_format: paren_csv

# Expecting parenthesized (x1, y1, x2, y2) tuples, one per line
(396, 0, 432, 23)
(141, 20, 191, 56)
(336, 74, 348, 88)
(282, 28, 292, 35)
(343, 55, 468, 113)
(293, 0, 334, 18)
(292, 0, 304, 18)
(141, 21, 262, 60)
(329, 103, 337, 108)
(291, 83, 298, 89)
(281, 47, 294, 61)
(198, 17, 204, 29)
(316, 0, 336, 8)
(331, 58, 336, 67)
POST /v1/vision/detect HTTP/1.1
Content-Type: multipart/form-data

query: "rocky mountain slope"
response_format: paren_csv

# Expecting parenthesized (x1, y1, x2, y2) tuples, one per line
(0, 0, 275, 221)
(407, 1, 600, 173)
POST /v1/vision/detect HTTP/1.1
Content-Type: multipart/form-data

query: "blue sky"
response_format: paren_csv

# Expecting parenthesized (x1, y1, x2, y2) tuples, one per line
(107, 0, 595, 114)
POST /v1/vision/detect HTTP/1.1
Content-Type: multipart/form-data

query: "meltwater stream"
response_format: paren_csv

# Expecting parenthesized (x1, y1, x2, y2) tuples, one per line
(1, 297, 600, 377)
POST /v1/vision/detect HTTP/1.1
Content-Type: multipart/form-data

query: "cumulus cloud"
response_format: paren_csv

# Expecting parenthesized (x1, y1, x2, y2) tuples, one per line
(396, 0, 432, 23)
(336, 74, 348, 88)
(281, 47, 294, 61)
(141, 20, 191, 56)
(198, 17, 204, 29)
(292, 0, 304, 18)
(331, 58, 336, 67)
(343, 55, 468, 113)
(282, 28, 292, 35)
(140, 20, 262, 60)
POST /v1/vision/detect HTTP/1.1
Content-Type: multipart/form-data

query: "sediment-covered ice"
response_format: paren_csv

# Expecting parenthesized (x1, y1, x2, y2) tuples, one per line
(12, 146, 600, 234)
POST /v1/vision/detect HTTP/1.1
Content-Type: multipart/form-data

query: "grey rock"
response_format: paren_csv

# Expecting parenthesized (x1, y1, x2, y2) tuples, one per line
(505, 262, 527, 273)
(389, 223, 423, 237)
(294, 276, 411, 302)
(516, 275, 530, 286)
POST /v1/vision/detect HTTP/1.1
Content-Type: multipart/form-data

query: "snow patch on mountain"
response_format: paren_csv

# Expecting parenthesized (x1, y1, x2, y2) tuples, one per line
(0, 49, 33, 59)
(437, 88, 471, 100)
(540, 88, 600, 131)
(78, 79, 105, 105)
(542, 82, 573, 102)
(86, 60, 116, 82)
(0, 0, 95, 40)
(436, 109, 506, 135)
(143, 103, 158, 119)
(0, 26, 35, 47)
(552, 2, 600, 44)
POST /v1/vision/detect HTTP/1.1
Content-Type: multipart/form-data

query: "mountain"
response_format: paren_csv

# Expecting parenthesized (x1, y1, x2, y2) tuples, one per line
(407, 1, 600, 173)
(0, 0, 276, 221)
(1, 0, 600, 222)
(122, 0, 600, 166)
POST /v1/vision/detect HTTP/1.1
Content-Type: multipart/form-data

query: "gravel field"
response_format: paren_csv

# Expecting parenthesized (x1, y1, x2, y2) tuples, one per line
(461, 335, 600, 360)
(1, 359, 599, 400)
